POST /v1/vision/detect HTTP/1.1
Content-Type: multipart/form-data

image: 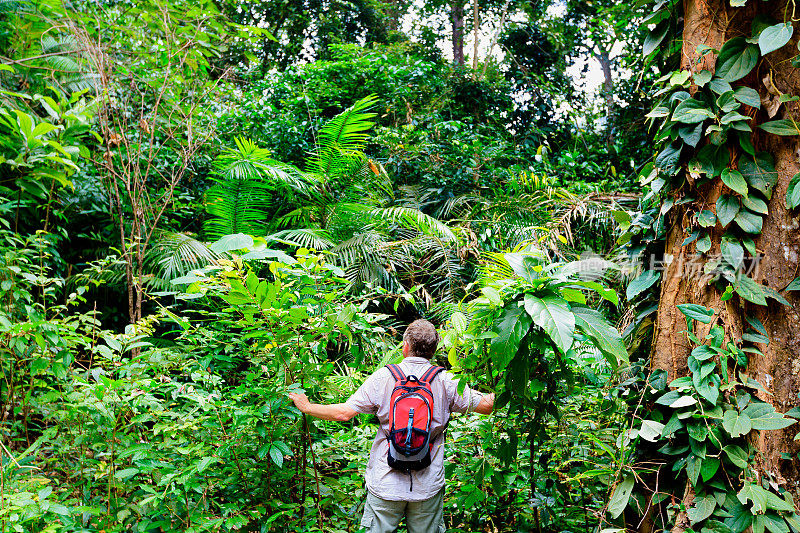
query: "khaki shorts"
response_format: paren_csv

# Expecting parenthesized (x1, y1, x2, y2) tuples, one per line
(360, 488, 445, 533)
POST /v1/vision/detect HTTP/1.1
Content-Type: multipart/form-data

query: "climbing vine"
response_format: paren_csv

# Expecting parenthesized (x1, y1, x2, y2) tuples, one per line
(607, 0, 800, 530)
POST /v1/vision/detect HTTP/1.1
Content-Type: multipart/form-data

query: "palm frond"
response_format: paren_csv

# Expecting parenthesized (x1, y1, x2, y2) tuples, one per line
(0, 0, 32, 14)
(305, 95, 378, 180)
(480, 243, 547, 283)
(331, 230, 384, 266)
(205, 138, 302, 240)
(204, 177, 274, 240)
(370, 206, 457, 242)
(144, 232, 220, 291)
(266, 228, 335, 250)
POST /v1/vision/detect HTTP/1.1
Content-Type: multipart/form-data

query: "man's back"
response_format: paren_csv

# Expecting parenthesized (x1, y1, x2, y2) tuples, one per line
(288, 319, 494, 533)
(345, 356, 484, 502)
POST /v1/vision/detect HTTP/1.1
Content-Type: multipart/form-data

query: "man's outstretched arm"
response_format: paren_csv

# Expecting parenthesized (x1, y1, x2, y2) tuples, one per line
(472, 392, 495, 415)
(288, 392, 358, 422)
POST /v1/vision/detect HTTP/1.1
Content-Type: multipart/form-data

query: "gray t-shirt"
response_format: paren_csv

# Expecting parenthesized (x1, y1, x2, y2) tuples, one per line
(345, 356, 484, 502)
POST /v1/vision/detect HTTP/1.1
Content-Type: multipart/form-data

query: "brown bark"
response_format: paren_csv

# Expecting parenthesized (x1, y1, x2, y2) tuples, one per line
(652, 0, 800, 508)
(452, 0, 465, 67)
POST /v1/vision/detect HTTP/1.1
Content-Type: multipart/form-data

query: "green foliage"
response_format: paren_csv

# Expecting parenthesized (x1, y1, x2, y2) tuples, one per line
(434, 244, 627, 530)
(609, 305, 799, 532)
(1, 243, 390, 532)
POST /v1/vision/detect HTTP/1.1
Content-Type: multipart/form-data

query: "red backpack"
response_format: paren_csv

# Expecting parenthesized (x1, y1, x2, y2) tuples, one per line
(385, 363, 445, 474)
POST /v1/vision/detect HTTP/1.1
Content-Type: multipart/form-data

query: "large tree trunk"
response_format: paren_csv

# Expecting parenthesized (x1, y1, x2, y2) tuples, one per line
(452, 0, 465, 66)
(652, 0, 800, 511)
(597, 48, 615, 150)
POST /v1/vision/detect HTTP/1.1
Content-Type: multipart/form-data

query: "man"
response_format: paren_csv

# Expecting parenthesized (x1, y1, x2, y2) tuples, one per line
(288, 319, 494, 533)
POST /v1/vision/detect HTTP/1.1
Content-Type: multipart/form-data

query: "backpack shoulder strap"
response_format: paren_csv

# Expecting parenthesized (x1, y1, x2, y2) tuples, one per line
(420, 365, 445, 385)
(386, 363, 405, 383)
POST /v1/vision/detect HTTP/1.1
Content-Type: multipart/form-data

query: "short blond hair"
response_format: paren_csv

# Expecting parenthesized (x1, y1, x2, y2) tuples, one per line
(403, 319, 439, 359)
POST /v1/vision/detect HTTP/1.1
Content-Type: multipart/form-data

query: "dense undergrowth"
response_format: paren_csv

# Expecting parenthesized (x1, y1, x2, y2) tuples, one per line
(0, 0, 660, 531)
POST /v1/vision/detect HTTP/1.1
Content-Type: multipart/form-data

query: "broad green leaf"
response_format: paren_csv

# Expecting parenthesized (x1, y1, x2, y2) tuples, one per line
(687, 494, 717, 523)
(450, 312, 468, 332)
(677, 304, 715, 323)
(723, 444, 749, 468)
(762, 513, 790, 533)
(723, 409, 752, 437)
(655, 142, 682, 172)
(721, 111, 750, 124)
(759, 118, 800, 136)
(115, 468, 139, 480)
(746, 316, 768, 336)
(721, 237, 745, 269)
(709, 77, 733, 94)
(724, 497, 753, 533)
(481, 287, 503, 306)
(198, 456, 216, 472)
(742, 402, 797, 431)
(626, 270, 661, 301)
(607, 473, 634, 518)
(697, 209, 717, 227)
(733, 86, 761, 108)
(741, 195, 768, 214)
(639, 419, 665, 442)
(656, 390, 683, 406)
(716, 37, 759, 81)
(523, 294, 575, 354)
(679, 122, 704, 147)
(786, 172, 800, 209)
(696, 376, 720, 405)
(573, 307, 628, 368)
(694, 70, 713, 86)
(691, 345, 716, 361)
(687, 422, 709, 441)
(671, 395, 698, 408)
(738, 482, 772, 513)
(672, 98, 715, 123)
(269, 444, 284, 468)
(786, 277, 800, 291)
(686, 455, 702, 486)
(734, 209, 763, 234)
(758, 23, 794, 55)
(763, 286, 790, 306)
(739, 152, 778, 198)
(222, 292, 252, 306)
(697, 233, 712, 253)
(210, 233, 254, 253)
(735, 273, 767, 305)
(490, 305, 532, 368)
(646, 106, 670, 118)
(717, 91, 738, 112)
(612, 210, 632, 230)
(644, 22, 669, 56)
(568, 281, 619, 305)
(662, 412, 684, 437)
(717, 195, 740, 226)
